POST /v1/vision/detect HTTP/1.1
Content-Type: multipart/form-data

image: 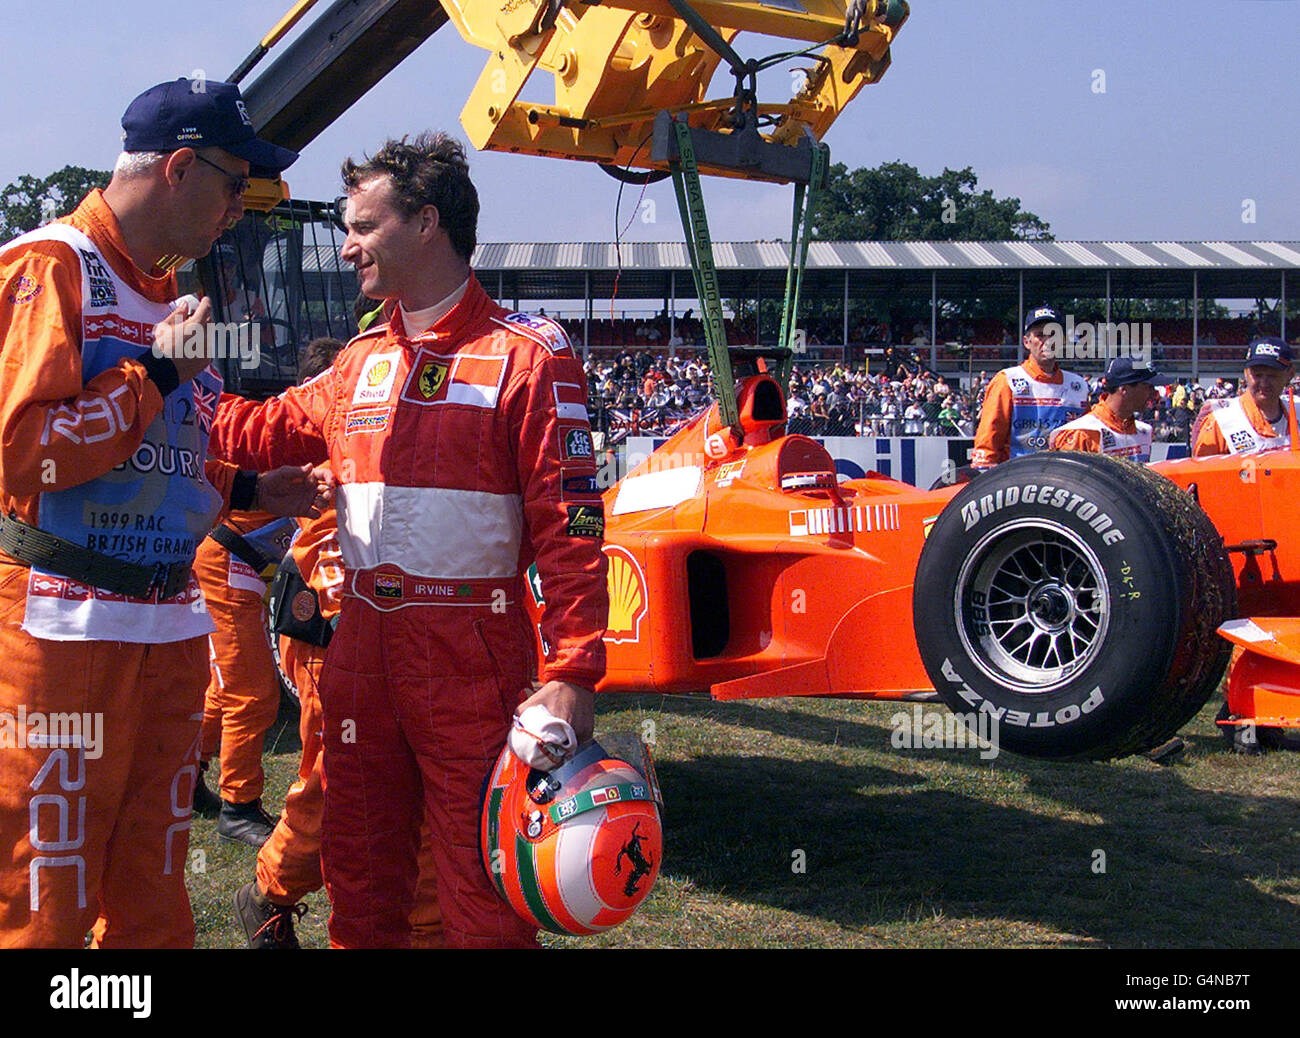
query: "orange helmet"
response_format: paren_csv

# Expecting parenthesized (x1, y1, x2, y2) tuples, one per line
(481, 737, 663, 936)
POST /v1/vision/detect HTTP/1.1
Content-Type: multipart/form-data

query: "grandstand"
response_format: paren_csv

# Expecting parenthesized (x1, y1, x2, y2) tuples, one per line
(471, 239, 1298, 381)
(207, 196, 1297, 394)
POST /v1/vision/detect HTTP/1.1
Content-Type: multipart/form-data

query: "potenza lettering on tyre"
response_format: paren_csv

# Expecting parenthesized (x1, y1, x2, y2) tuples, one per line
(940, 657, 1103, 727)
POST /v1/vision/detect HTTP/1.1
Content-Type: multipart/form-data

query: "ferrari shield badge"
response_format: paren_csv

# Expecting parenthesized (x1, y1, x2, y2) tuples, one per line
(418, 360, 449, 399)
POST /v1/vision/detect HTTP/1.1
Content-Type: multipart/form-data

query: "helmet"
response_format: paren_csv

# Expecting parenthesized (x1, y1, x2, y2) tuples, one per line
(481, 736, 663, 936)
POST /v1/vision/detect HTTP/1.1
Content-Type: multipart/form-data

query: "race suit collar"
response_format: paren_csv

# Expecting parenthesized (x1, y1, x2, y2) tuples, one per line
(1095, 399, 1137, 434)
(395, 273, 494, 345)
(399, 277, 469, 336)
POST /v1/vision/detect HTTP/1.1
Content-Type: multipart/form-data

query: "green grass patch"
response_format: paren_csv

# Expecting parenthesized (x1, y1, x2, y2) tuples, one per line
(191, 692, 1300, 949)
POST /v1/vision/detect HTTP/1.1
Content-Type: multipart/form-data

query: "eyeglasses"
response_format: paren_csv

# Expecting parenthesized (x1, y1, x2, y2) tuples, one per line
(193, 153, 250, 199)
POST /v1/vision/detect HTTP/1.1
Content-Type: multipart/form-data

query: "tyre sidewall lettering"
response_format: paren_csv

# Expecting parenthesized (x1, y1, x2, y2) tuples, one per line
(916, 455, 1188, 756)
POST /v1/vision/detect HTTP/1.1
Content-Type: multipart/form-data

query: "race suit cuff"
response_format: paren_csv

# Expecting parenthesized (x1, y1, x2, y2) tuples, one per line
(540, 668, 602, 690)
(137, 353, 180, 398)
(230, 471, 259, 511)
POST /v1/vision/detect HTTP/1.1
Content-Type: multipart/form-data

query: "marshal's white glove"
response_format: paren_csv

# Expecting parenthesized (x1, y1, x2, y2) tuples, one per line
(509, 704, 578, 771)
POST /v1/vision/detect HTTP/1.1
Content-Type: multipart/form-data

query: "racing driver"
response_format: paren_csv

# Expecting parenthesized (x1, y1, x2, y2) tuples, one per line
(209, 132, 609, 948)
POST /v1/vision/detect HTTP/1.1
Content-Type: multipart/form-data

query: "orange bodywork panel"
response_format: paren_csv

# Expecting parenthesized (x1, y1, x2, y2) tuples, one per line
(1217, 618, 1300, 729)
(1152, 449, 1300, 618)
(529, 373, 958, 701)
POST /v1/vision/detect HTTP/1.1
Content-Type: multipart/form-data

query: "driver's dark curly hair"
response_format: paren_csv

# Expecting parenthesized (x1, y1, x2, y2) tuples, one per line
(341, 132, 479, 262)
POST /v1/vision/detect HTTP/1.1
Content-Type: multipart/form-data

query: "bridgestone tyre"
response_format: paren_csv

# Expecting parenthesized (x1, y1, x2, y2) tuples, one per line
(913, 452, 1236, 761)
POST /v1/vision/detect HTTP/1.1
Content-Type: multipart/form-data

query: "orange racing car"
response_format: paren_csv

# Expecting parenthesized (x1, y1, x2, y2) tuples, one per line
(528, 355, 1299, 761)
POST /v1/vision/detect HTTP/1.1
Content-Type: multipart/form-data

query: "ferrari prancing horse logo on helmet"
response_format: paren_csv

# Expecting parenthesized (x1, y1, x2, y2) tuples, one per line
(417, 360, 449, 399)
(614, 822, 655, 897)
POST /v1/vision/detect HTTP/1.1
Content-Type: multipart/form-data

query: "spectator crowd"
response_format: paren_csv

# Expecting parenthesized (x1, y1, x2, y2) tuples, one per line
(583, 343, 1247, 445)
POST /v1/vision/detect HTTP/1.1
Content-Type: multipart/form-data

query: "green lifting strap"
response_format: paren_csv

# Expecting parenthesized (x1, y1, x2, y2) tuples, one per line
(667, 115, 829, 431)
(776, 143, 828, 391)
(669, 116, 741, 437)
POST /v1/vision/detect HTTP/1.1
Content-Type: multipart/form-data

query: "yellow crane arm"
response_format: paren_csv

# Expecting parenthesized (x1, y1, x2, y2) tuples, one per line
(441, 0, 907, 175)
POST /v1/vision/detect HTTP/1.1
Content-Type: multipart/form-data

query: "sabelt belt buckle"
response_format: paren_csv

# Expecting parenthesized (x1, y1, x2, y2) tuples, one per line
(349, 567, 514, 609)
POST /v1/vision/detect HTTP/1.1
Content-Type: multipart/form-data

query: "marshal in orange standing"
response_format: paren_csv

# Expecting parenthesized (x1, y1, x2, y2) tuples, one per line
(1050, 356, 1172, 463)
(1192, 338, 1298, 457)
(0, 77, 310, 947)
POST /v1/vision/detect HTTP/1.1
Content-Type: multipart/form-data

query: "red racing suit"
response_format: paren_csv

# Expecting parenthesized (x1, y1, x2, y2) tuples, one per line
(0, 191, 246, 948)
(256, 508, 443, 945)
(210, 275, 608, 947)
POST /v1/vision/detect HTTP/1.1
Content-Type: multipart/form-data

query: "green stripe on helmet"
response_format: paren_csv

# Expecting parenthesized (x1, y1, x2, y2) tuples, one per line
(515, 833, 566, 934)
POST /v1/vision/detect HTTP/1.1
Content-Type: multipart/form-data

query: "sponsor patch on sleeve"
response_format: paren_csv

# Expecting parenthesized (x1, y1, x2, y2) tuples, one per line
(6, 274, 43, 305)
(565, 504, 605, 538)
(553, 381, 590, 421)
(561, 469, 600, 497)
(502, 311, 573, 355)
(558, 425, 595, 461)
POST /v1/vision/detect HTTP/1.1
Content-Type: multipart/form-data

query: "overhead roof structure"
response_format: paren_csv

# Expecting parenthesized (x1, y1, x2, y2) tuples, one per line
(455, 240, 1299, 306)
(471, 239, 1300, 271)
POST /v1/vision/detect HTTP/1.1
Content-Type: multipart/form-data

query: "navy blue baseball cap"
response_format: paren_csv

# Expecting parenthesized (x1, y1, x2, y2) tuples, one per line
(122, 78, 298, 177)
(1101, 356, 1174, 389)
(1244, 336, 1294, 370)
(1023, 305, 1062, 335)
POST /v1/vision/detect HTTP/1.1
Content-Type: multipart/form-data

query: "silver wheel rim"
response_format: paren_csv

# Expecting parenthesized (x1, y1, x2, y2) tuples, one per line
(955, 518, 1110, 693)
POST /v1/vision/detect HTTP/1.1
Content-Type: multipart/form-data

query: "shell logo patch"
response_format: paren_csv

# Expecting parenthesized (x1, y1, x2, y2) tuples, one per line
(353, 353, 402, 405)
(603, 545, 648, 644)
(418, 361, 449, 399)
(7, 275, 42, 305)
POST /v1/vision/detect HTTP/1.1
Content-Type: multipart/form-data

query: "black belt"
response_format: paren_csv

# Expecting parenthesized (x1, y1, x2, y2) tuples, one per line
(0, 512, 193, 599)
(207, 523, 278, 576)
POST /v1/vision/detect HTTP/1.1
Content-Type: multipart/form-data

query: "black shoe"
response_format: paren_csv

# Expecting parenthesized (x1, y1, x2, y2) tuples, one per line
(193, 762, 222, 819)
(218, 799, 276, 848)
(234, 881, 306, 949)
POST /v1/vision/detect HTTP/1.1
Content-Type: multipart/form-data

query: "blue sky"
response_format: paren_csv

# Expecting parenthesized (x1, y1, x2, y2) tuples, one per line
(2, 0, 1296, 243)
